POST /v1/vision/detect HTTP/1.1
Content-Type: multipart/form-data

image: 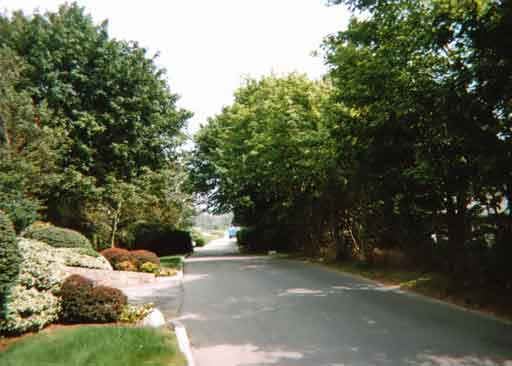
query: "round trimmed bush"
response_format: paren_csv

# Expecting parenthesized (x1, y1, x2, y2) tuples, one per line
(0, 210, 21, 311)
(23, 224, 92, 250)
(131, 250, 160, 268)
(100, 248, 133, 270)
(60, 274, 127, 323)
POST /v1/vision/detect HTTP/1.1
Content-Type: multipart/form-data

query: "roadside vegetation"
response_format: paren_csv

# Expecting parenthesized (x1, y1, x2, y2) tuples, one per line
(0, 326, 186, 366)
(188, 0, 512, 318)
(0, 4, 191, 355)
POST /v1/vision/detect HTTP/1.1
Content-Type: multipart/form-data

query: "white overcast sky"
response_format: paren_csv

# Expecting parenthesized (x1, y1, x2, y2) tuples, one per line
(0, 1, 349, 135)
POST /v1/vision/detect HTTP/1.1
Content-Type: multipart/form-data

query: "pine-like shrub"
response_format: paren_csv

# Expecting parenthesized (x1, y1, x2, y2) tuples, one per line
(100, 248, 134, 270)
(60, 275, 126, 323)
(23, 224, 92, 250)
(0, 210, 21, 312)
(131, 250, 160, 268)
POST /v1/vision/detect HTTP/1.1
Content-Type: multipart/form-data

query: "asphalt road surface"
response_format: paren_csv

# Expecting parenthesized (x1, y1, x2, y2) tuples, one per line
(180, 238, 512, 366)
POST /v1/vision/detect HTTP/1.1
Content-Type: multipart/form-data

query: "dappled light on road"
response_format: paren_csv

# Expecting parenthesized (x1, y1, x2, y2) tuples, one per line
(193, 344, 304, 366)
(181, 237, 512, 365)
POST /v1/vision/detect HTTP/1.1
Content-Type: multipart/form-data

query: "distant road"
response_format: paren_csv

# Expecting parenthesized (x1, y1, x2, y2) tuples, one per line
(180, 238, 512, 366)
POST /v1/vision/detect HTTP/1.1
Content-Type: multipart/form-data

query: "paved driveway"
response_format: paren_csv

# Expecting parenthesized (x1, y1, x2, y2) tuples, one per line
(180, 238, 512, 366)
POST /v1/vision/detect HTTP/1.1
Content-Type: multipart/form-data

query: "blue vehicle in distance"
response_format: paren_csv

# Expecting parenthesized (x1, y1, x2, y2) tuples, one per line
(228, 226, 239, 238)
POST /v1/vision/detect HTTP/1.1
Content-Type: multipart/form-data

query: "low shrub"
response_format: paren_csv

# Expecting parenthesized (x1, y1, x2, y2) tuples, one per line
(0, 210, 21, 313)
(23, 224, 93, 250)
(0, 239, 66, 334)
(60, 274, 127, 323)
(126, 223, 193, 256)
(156, 268, 178, 277)
(101, 248, 133, 270)
(131, 250, 160, 268)
(191, 230, 207, 247)
(119, 303, 154, 323)
(54, 248, 112, 270)
(140, 262, 159, 274)
(117, 260, 138, 272)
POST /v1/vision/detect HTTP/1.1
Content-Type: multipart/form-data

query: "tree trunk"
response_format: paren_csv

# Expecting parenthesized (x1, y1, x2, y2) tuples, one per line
(110, 202, 123, 248)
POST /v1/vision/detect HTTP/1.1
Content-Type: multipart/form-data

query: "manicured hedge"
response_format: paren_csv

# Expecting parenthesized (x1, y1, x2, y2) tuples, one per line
(60, 274, 127, 323)
(0, 210, 21, 314)
(23, 224, 93, 250)
(128, 223, 193, 256)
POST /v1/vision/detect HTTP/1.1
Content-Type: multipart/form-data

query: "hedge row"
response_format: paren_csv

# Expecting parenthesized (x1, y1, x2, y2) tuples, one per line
(127, 223, 193, 256)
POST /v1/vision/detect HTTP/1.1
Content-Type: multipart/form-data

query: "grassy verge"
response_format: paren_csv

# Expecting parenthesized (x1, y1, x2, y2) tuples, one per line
(329, 261, 512, 322)
(160, 256, 184, 271)
(0, 325, 186, 366)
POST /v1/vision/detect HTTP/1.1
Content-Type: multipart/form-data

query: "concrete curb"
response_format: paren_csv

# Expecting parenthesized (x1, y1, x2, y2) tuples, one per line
(171, 320, 195, 366)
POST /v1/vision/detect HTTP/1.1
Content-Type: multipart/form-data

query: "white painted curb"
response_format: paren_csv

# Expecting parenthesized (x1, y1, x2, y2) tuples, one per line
(171, 321, 195, 366)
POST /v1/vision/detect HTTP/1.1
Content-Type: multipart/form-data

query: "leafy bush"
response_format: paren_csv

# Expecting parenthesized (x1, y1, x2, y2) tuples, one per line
(127, 223, 193, 256)
(140, 262, 159, 274)
(0, 195, 41, 233)
(54, 247, 112, 270)
(23, 224, 93, 250)
(117, 260, 138, 272)
(0, 210, 21, 313)
(131, 250, 160, 268)
(191, 230, 207, 247)
(0, 239, 66, 334)
(60, 274, 127, 323)
(100, 248, 133, 270)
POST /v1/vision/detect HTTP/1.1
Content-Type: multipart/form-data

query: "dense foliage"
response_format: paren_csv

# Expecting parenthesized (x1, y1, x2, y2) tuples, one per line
(189, 0, 511, 288)
(22, 224, 93, 250)
(0, 3, 193, 245)
(0, 239, 66, 335)
(127, 223, 194, 256)
(60, 274, 127, 323)
(0, 211, 20, 315)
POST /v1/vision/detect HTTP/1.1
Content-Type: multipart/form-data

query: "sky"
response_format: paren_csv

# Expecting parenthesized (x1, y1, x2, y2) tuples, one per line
(0, 0, 350, 136)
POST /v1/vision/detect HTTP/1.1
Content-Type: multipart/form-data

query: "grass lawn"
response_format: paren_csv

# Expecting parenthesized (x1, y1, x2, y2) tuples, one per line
(0, 325, 186, 366)
(160, 255, 184, 270)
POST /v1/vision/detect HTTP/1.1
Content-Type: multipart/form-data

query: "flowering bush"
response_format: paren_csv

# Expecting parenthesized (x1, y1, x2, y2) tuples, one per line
(119, 303, 155, 323)
(156, 268, 178, 277)
(140, 262, 159, 274)
(0, 239, 67, 334)
(54, 247, 112, 270)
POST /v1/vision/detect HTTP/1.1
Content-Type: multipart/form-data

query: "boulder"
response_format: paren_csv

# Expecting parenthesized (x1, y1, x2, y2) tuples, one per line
(140, 308, 166, 328)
